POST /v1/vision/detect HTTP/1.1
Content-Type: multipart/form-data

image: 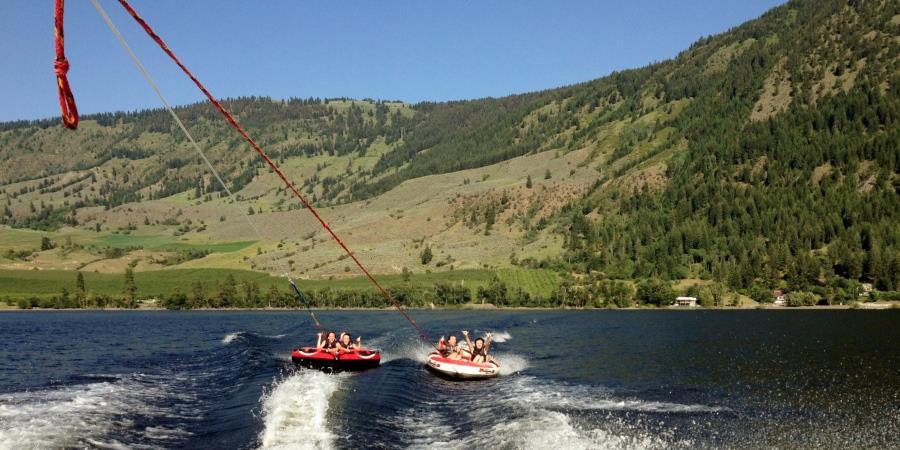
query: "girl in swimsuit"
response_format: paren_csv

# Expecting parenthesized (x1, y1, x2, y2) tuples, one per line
(437, 335, 466, 360)
(318, 331, 340, 355)
(462, 330, 493, 363)
(338, 332, 361, 352)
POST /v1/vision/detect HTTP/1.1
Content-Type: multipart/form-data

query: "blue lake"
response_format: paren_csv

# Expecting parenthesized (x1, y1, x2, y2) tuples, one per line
(0, 310, 897, 449)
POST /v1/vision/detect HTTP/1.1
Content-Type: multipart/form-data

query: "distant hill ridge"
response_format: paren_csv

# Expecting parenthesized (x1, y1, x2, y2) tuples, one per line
(0, 0, 897, 301)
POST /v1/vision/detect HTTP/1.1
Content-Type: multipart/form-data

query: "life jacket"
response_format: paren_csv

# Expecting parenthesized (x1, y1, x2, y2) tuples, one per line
(322, 340, 338, 349)
(441, 341, 459, 357)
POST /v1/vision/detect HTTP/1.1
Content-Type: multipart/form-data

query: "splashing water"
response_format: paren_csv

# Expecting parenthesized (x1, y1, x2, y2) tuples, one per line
(491, 330, 513, 343)
(395, 374, 706, 449)
(379, 339, 434, 364)
(0, 374, 197, 450)
(496, 352, 530, 375)
(222, 332, 242, 345)
(258, 370, 345, 450)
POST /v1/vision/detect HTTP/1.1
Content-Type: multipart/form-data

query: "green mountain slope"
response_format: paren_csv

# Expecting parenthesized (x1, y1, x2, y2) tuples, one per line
(555, 0, 900, 299)
(0, 0, 897, 305)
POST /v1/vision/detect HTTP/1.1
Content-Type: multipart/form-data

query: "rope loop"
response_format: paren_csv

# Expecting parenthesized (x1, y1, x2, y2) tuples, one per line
(54, 0, 78, 130)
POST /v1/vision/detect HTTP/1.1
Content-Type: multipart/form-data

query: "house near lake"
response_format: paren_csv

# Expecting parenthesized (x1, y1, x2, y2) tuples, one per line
(675, 296, 698, 307)
(859, 283, 873, 297)
(773, 289, 788, 306)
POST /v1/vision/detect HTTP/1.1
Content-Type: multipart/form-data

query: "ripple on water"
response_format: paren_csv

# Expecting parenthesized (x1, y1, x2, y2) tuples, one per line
(0, 373, 198, 450)
(390, 374, 725, 450)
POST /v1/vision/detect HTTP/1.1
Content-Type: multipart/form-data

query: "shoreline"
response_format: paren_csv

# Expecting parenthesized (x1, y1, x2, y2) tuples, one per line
(1, 303, 896, 312)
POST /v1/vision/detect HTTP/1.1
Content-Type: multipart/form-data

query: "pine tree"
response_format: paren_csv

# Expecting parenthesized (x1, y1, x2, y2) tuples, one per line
(217, 274, 237, 307)
(123, 268, 137, 302)
(75, 272, 86, 307)
(420, 246, 433, 265)
(402, 267, 412, 283)
(243, 281, 260, 307)
(266, 284, 279, 308)
(191, 280, 206, 308)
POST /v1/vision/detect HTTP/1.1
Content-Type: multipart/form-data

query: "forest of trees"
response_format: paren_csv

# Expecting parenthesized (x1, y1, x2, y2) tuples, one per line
(0, 97, 419, 230)
(552, 0, 900, 303)
(2, 0, 899, 308)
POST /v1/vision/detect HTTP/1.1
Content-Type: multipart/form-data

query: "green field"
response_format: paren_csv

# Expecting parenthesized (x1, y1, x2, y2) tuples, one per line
(100, 234, 255, 252)
(0, 267, 559, 302)
(496, 268, 559, 298)
(0, 268, 269, 299)
(0, 228, 47, 251)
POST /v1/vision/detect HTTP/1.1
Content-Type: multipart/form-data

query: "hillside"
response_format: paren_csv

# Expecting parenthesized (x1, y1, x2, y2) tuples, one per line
(0, 0, 898, 307)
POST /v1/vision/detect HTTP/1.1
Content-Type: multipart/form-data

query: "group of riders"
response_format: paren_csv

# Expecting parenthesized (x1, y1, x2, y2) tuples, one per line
(316, 331, 361, 354)
(315, 329, 495, 364)
(438, 330, 494, 363)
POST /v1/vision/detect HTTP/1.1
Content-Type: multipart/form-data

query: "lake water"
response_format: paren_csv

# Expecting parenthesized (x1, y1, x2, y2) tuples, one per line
(0, 310, 897, 449)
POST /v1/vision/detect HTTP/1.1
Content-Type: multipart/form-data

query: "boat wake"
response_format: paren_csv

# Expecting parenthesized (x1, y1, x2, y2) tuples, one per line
(222, 331, 287, 345)
(395, 375, 725, 449)
(0, 373, 198, 450)
(258, 370, 346, 450)
(491, 330, 513, 343)
(495, 352, 529, 375)
(222, 332, 243, 344)
(378, 339, 433, 364)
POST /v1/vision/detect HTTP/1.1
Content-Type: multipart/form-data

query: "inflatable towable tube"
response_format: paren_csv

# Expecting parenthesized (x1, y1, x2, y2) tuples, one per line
(291, 347, 381, 373)
(426, 352, 500, 380)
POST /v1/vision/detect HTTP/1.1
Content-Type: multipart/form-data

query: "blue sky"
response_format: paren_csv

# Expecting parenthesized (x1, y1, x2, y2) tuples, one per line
(0, 1, 784, 122)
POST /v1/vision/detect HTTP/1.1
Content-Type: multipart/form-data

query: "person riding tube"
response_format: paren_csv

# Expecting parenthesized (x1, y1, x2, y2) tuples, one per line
(318, 331, 340, 355)
(338, 332, 362, 353)
(437, 334, 467, 361)
(463, 330, 493, 363)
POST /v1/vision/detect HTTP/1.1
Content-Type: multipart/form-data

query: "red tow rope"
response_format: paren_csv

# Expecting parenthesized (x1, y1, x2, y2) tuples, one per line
(54, 0, 78, 130)
(112, 0, 436, 349)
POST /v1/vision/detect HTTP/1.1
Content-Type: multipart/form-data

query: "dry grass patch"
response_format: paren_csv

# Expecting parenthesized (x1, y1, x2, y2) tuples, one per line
(810, 163, 833, 186)
(751, 57, 792, 122)
(704, 38, 756, 76)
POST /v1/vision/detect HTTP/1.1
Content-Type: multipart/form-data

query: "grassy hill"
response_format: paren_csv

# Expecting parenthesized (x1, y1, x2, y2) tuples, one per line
(0, 0, 898, 307)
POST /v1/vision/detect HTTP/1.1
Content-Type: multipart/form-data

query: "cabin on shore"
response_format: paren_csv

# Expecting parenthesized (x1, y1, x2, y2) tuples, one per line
(860, 283, 873, 297)
(674, 296, 698, 307)
(773, 290, 788, 306)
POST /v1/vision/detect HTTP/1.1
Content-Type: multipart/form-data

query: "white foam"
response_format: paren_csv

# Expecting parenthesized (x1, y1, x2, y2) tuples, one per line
(379, 340, 433, 364)
(222, 332, 242, 344)
(491, 330, 512, 343)
(399, 375, 717, 449)
(258, 370, 344, 450)
(0, 375, 193, 450)
(144, 425, 193, 440)
(476, 408, 665, 450)
(397, 408, 455, 448)
(223, 331, 285, 344)
(496, 352, 530, 375)
(83, 437, 132, 450)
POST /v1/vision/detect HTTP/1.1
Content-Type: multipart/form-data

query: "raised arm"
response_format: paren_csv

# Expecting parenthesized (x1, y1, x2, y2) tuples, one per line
(484, 332, 494, 354)
(462, 330, 474, 352)
(356, 336, 362, 348)
(316, 332, 323, 349)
